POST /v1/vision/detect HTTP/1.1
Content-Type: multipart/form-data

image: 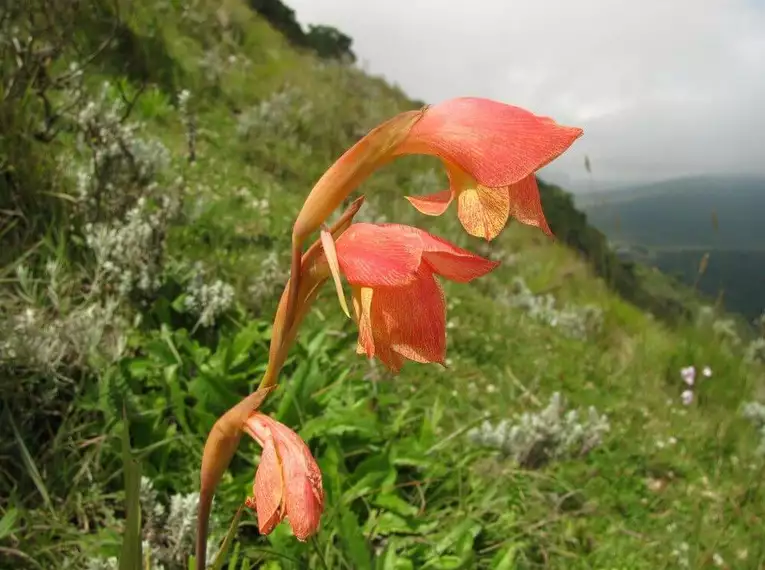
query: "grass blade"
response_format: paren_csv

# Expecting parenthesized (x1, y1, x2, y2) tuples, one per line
(7, 409, 53, 512)
(210, 504, 244, 570)
(119, 407, 143, 570)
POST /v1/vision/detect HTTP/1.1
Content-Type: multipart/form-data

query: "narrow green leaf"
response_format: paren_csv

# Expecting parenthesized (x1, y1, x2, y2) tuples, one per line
(7, 410, 52, 512)
(210, 504, 244, 570)
(226, 541, 241, 570)
(119, 409, 143, 570)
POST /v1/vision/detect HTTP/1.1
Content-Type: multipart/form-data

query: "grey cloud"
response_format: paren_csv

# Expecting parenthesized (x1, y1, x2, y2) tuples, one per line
(288, 0, 765, 189)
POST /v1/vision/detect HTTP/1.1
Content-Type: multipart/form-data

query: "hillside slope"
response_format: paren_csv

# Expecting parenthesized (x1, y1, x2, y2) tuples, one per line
(577, 176, 765, 320)
(2, 1, 765, 569)
(577, 175, 765, 249)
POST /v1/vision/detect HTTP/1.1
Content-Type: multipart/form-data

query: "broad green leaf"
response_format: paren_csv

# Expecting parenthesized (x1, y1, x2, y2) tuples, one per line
(0, 508, 19, 539)
(275, 361, 310, 424)
(338, 507, 372, 570)
(372, 493, 419, 518)
(366, 512, 421, 537)
(300, 399, 379, 441)
(338, 507, 371, 570)
(421, 554, 470, 570)
(375, 539, 414, 570)
(343, 454, 397, 503)
(490, 543, 522, 570)
(432, 519, 482, 558)
(229, 322, 264, 368)
(305, 329, 329, 357)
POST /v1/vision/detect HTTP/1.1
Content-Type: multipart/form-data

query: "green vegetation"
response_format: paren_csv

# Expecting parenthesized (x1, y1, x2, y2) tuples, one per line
(2, 1, 765, 569)
(248, 0, 356, 62)
(577, 175, 765, 320)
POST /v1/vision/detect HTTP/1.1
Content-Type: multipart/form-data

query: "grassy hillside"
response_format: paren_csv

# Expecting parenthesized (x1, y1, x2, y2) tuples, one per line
(577, 176, 765, 320)
(2, 1, 765, 569)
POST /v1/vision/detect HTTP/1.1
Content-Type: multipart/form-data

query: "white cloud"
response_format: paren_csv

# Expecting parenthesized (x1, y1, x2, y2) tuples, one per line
(287, 0, 765, 189)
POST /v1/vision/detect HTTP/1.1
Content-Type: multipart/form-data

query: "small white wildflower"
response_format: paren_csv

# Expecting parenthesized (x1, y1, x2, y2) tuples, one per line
(681, 390, 694, 406)
(486, 384, 497, 394)
(712, 553, 724, 567)
(178, 89, 191, 106)
(702, 366, 712, 378)
(680, 366, 696, 386)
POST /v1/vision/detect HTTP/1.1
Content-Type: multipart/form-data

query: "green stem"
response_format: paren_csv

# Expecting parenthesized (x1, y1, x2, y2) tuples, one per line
(310, 535, 330, 570)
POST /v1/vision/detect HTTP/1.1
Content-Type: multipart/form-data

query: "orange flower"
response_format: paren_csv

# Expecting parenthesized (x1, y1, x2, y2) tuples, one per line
(293, 110, 425, 243)
(196, 386, 276, 567)
(292, 98, 581, 245)
(397, 97, 583, 240)
(243, 412, 324, 541)
(264, 197, 365, 388)
(332, 223, 499, 371)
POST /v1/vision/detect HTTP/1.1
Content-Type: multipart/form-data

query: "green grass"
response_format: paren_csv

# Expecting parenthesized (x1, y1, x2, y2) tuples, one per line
(1, 0, 764, 569)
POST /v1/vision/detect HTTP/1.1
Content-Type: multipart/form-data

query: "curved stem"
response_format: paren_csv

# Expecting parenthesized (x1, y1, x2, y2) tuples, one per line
(282, 236, 303, 347)
(195, 488, 213, 569)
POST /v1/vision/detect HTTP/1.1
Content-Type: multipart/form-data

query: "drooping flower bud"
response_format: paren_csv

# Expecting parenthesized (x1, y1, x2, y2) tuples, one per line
(243, 412, 324, 540)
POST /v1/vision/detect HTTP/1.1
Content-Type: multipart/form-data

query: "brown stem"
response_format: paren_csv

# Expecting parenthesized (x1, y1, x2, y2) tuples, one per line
(195, 487, 213, 568)
(194, 387, 276, 568)
(282, 237, 303, 348)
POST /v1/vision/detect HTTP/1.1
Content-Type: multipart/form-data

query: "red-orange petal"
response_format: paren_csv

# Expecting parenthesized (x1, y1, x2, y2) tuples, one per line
(405, 190, 453, 216)
(417, 233, 499, 283)
(252, 436, 283, 536)
(370, 267, 446, 367)
(338, 222, 499, 283)
(245, 414, 324, 541)
(270, 422, 324, 541)
(373, 343, 406, 373)
(335, 223, 422, 287)
(399, 97, 582, 188)
(506, 174, 553, 236)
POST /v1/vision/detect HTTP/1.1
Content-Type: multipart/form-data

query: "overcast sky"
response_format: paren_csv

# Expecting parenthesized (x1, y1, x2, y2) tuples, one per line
(288, 0, 765, 191)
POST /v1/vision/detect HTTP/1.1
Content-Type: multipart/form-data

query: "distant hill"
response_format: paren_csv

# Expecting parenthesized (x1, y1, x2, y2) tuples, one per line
(577, 175, 765, 319)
